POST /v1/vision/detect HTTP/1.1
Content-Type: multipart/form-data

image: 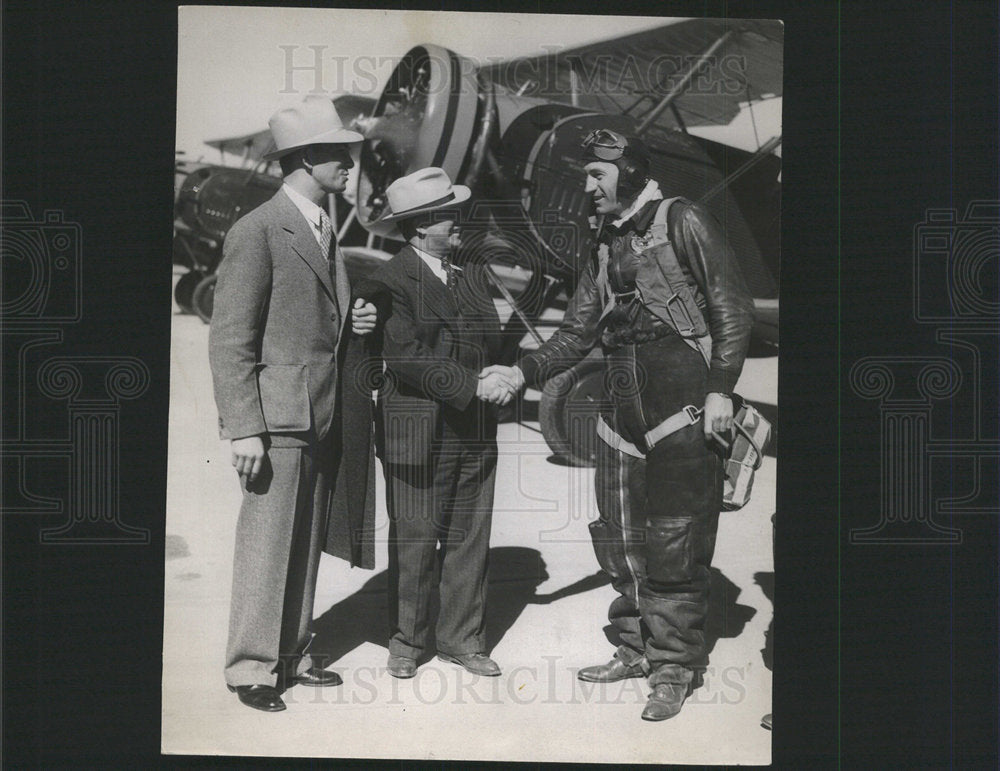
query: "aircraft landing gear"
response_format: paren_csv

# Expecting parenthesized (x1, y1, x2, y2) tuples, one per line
(538, 351, 608, 467)
(173, 270, 204, 314)
(192, 273, 216, 323)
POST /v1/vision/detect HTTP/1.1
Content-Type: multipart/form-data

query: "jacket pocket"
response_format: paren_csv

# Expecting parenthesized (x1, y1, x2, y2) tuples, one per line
(257, 363, 311, 432)
(645, 517, 695, 585)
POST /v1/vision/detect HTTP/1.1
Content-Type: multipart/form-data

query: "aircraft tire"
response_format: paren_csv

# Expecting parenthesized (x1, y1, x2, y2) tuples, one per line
(192, 273, 217, 324)
(173, 270, 203, 313)
(538, 351, 607, 467)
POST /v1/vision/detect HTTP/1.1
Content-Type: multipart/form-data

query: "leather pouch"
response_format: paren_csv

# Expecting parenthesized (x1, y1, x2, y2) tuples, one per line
(716, 395, 772, 511)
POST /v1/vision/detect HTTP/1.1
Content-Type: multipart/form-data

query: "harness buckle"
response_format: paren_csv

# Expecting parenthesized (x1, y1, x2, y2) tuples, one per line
(683, 404, 703, 424)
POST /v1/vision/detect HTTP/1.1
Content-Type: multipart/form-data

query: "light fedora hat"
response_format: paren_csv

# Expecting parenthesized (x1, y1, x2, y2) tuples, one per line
(263, 96, 364, 160)
(380, 167, 471, 222)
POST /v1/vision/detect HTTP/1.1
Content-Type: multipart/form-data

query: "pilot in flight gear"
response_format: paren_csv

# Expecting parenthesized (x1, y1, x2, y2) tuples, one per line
(511, 128, 754, 721)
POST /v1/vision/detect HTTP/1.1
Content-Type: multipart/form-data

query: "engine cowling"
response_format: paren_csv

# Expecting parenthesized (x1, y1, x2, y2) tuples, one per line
(354, 44, 776, 302)
(355, 45, 480, 235)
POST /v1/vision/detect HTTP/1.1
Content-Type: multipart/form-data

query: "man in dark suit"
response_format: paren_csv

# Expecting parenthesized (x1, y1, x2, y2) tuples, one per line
(360, 168, 513, 679)
(209, 96, 378, 712)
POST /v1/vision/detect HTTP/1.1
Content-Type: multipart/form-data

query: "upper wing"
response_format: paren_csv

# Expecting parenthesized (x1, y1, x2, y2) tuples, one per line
(204, 95, 378, 162)
(481, 18, 782, 134)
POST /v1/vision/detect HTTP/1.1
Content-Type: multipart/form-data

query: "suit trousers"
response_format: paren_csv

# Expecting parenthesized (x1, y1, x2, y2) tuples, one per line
(224, 431, 338, 687)
(384, 436, 497, 659)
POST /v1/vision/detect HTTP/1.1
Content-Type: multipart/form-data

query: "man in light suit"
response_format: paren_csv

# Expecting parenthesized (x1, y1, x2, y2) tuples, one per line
(358, 168, 513, 679)
(209, 96, 377, 712)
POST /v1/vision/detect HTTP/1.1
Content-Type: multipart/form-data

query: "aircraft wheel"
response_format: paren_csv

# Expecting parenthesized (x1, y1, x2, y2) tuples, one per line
(192, 273, 217, 323)
(173, 270, 202, 313)
(538, 352, 607, 467)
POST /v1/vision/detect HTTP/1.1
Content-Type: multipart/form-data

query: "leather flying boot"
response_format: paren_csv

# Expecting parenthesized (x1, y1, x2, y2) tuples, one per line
(641, 682, 689, 721)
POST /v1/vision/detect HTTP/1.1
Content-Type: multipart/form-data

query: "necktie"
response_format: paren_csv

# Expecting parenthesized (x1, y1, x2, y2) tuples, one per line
(440, 253, 456, 289)
(319, 210, 337, 293)
(319, 210, 333, 261)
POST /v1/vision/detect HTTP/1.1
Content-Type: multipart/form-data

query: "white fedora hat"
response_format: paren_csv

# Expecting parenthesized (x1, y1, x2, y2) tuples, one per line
(263, 96, 364, 160)
(380, 167, 471, 222)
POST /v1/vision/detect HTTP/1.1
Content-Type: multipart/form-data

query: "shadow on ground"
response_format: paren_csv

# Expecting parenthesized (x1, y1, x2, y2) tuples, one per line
(310, 546, 609, 666)
(754, 570, 773, 670)
(601, 567, 757, 657)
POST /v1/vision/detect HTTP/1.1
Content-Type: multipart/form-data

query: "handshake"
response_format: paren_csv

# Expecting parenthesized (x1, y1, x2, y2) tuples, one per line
(476, 365, 526, 406)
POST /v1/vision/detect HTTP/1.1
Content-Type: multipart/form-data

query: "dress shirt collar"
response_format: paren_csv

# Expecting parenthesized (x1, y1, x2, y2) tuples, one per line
(283, 183, 328, 244)
(412, 245, 450, 285)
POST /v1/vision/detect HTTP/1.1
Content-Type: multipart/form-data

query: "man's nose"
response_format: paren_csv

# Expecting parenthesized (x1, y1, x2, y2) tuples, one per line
(584, 176, 597, 193)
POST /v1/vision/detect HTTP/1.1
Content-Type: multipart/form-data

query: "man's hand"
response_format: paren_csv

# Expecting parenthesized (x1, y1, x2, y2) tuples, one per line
(703, 392, 734, 441)
(351, 298, 377, 336)
(476, 365, 525, 406)
(480, 364, 525, 392)
(477, 371, 514, 405)
(231, 435, 266, 482)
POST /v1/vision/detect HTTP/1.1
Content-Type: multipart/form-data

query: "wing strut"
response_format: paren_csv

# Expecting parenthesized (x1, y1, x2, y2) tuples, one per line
(698, 135, 782, 204)
(635, 30, 734, 136)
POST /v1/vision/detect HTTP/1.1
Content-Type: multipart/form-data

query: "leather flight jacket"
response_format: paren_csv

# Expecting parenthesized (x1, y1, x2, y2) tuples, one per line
(520, 194, 754, 396)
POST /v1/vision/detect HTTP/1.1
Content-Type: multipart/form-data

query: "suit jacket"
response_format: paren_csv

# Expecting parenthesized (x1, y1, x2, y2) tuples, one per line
(209, 187, 375, 568)
(362, 244, 505, 466)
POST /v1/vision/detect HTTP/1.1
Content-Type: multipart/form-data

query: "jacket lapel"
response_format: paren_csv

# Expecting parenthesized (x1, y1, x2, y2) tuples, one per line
(459, 265, 505, 361)
(275, 189, 337, 302)
(399, 246, 459, 323)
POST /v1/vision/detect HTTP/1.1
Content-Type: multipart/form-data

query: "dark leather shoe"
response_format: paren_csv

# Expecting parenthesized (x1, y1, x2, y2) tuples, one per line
(387, 654, 417, 679)
(288, 667, 343, 687)
(437, 652, 501, 677)
(577, 656, 648, 683)
(227, 684, 286, 712)
(641, 683, 689, 721)
(761, 713, 772, 730)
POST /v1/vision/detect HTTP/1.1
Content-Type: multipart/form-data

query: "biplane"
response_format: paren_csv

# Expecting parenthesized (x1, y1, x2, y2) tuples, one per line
(174, 18, 782, 464)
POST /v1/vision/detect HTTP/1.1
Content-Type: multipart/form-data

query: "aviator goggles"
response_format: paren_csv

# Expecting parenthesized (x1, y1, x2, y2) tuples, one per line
(581, 128, 629, 161)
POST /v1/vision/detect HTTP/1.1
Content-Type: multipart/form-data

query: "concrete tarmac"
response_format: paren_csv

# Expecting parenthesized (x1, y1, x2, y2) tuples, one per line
(161, 271, 775, 764)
